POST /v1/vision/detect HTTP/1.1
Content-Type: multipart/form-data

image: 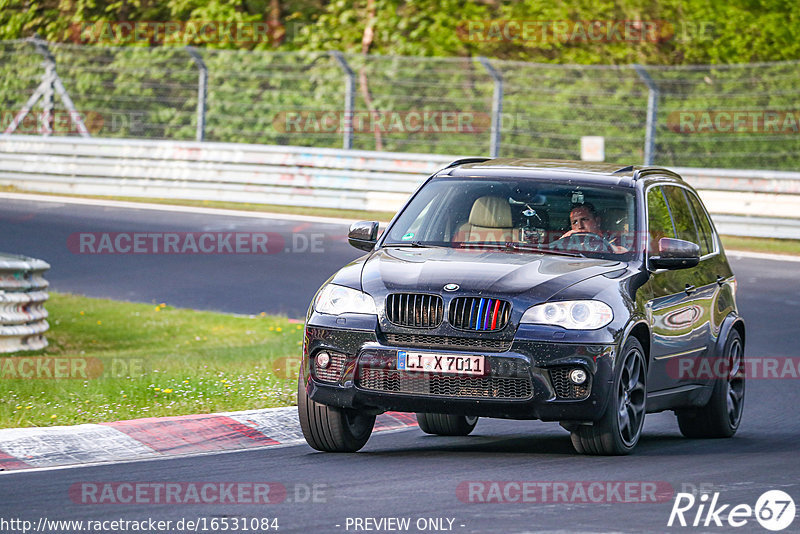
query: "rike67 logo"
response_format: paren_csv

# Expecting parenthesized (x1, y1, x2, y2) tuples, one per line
(668, 490, 795, 531)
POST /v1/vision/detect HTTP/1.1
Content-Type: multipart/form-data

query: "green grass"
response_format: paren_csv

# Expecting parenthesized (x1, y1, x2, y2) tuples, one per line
(0, 293, 303, 428)
(720, 235, 800, 256)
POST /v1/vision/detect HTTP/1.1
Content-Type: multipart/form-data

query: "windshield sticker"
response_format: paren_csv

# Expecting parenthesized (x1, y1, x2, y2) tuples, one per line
(401, 232, 415, 240)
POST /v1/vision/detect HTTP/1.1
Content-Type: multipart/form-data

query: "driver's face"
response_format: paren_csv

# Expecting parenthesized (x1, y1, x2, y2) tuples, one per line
(570, 206, 600, 234)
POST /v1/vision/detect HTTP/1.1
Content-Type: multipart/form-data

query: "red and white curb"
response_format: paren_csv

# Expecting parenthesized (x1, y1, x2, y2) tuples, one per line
(0, 407, 418, 472)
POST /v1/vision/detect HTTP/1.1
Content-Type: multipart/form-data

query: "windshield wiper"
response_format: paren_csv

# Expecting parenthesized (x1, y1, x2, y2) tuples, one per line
(390, 241, 585, 258)
(385, 241, 445, 248)
(457, 241, 584, 257)
(456, 241, 509, 249)
(506, 243, 584, 257)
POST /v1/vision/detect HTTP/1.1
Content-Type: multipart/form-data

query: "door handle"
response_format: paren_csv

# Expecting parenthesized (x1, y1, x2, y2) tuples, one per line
(684, 284, 696, 295)
(716, 275, 726, 286)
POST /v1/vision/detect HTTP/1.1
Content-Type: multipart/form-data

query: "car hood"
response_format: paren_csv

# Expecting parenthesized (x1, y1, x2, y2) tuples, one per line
(361, 246, 622, 304)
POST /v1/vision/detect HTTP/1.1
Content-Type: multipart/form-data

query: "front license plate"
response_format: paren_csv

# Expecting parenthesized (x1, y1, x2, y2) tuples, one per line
(397, 351, 485, 376)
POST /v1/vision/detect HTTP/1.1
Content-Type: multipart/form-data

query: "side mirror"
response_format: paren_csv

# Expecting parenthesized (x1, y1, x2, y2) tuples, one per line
(650, 238, 700, 270)
(348, 221, 379, 252)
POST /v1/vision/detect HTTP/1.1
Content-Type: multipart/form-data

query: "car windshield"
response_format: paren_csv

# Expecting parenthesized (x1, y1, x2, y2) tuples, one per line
(383, 177, 637, 260)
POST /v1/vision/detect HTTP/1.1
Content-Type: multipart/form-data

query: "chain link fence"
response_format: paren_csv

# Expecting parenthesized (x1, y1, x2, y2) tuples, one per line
(1, 39, 798, 170)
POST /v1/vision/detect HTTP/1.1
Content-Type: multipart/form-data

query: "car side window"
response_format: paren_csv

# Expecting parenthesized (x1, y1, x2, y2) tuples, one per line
(662, 186, 700, 247)
(685, 191, 715, 255)
(647, 186, 675, 257)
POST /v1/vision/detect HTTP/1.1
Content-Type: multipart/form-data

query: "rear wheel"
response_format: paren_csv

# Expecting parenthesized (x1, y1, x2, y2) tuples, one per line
(677, 330, 745, 438)
(570, 337, 647, 455)
(297, 378, 375, 452)
(416, 413, 478, 436)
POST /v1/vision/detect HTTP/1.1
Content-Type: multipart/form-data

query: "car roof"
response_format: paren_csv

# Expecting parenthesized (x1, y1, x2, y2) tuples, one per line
(438, 158, 684, 188)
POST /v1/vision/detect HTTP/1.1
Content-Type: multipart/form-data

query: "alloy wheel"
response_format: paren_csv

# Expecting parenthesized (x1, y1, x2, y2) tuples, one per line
(726, 338, 745, 428)
(617, 347, 646, 447)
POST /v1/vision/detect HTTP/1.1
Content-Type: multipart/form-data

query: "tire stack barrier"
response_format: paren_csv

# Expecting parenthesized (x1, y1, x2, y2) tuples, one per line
(0, 253, 50, 353)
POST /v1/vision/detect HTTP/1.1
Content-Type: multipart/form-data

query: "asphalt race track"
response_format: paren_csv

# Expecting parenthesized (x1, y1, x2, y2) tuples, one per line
(0, 197, 363, 318)
(1, 196, 799, 533)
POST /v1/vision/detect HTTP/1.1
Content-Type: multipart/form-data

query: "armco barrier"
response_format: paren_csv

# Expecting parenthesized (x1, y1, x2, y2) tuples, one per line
(0, 253, 50, 353)
(0, 135, 450, 212)
(0, 135, 798, 237)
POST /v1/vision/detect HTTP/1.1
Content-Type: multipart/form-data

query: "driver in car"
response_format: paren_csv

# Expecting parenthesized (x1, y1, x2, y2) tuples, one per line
(559, 203, 628, 253)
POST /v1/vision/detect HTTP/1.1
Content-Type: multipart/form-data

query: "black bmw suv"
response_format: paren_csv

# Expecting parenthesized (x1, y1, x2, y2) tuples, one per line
(298, 158, 745, 455)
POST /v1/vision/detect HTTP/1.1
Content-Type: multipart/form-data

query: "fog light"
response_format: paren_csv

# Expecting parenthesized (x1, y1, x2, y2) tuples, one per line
(569, 368, 587, 384)
(316, 351, 331, 369)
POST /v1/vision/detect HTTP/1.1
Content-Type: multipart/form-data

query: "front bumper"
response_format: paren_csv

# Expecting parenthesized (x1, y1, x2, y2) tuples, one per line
(302, 318, 619, 422)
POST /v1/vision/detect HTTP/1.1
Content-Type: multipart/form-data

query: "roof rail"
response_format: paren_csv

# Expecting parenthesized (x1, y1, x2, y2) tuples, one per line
(444, 157, 492, 169)
(613, 165, 634, 174)
(634, 167, 684, 181)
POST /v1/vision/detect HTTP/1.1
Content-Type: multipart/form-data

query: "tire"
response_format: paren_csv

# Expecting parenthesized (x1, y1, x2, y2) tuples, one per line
(570, 337, 647, 455)
(297, 378, 375, 452)
(416, 413, 478, 436)
(677, 330, 745, 438)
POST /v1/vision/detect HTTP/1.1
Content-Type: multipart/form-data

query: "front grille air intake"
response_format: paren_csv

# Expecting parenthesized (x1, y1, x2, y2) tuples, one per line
(358, 369, 532, 399)
(386, 293, 443, 328)
(449, 297, 511, 331)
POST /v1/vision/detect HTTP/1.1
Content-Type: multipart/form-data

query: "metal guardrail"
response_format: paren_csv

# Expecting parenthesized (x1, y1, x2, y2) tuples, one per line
(711, 215, 800, 240)
(674, 167, 800, 194)
(0, 253, 50, 353)
(0, 135, 451, 212)
(0, 135, 799, 237)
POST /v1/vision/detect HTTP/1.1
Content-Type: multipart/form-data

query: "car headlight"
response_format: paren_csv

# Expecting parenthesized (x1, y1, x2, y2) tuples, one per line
(521, 300, 613, 330)
(314, 284, 376, 315)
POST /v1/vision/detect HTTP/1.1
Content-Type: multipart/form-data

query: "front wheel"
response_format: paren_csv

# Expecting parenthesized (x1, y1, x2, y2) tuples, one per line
(570, 337, 647, 455)
(416, 413, 478, 436)
(297, 378, 375, 452)
(677, 330, 745, 438)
